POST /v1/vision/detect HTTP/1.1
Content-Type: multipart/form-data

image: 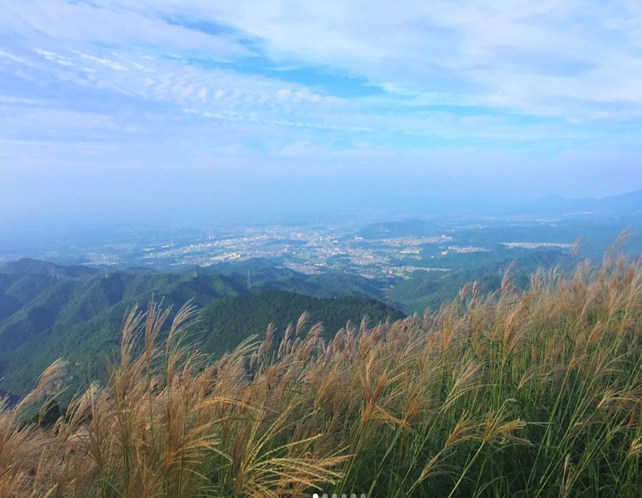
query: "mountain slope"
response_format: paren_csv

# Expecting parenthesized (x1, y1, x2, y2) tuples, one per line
(0, 261, 403, 400)
(0, 271, 250, 397)
(391, 250, 573, 314)
(203, 258, 387, 300)
(191, 291, 405, 357)
(0, 258, 99, 278)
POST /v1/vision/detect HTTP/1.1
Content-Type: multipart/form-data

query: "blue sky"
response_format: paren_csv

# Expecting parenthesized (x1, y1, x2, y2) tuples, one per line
(1, 0, 641, 219)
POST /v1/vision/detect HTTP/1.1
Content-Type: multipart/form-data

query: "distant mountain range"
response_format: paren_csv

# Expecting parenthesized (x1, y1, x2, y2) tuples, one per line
(355, 219, 443, 239)
(390, 250, 573, 313)
(0, 239, 618, 401)
(0, 259, 403, 400)
(516, 190, 642, 216)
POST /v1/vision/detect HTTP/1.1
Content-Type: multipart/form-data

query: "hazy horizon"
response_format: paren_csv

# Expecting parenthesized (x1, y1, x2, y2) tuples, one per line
(1, 1, 642, 221)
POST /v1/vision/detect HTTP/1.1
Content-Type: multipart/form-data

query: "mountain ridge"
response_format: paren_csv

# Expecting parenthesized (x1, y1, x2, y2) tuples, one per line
(0, 261, 405, 399)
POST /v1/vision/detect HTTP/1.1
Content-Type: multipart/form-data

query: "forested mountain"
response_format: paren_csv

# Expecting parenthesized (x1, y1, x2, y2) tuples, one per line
(0, 260, 403, 400)
(196, 258, 387, 300)
(0, 247, 581, 398)
(192, 291, 403, 357)
(0, 268, 249, 397)
(7, 252, 641, 498)
(390, 250, 573, 314)
(0, 258, 99, 278)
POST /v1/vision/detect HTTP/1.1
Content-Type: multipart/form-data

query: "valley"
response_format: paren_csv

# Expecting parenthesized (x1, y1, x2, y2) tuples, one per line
(2, 203, 640, 401)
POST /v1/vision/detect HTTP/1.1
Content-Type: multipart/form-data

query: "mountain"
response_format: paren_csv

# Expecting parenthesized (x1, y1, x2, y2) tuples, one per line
(0, 272, 61, 323)
(0, 270, 249, 398)
(391, 250, 573, 314)
(0, 261, 403, 400)
(0, 247, 585, 399)
(5, 248, 642, 497)
(201, 258, 387, 300)
(356, 219, 443, 239)
(0, 258, 99, 278)
(519, 190, 642, 216)
(191, 291, 404, 357)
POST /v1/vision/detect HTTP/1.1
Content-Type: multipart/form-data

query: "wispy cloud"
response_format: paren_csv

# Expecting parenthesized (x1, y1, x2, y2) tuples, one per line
(0, 0, 641, 208)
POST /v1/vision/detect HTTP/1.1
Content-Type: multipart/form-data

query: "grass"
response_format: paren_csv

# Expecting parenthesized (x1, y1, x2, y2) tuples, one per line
(1, 248, 642, 497)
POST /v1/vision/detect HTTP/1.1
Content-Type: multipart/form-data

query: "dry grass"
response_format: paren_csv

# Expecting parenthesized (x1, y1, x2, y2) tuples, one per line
(2, 251, 642, 497)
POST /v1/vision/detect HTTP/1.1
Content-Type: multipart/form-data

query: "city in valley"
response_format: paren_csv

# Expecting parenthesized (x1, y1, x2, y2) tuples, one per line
(2, 202, 639, 316)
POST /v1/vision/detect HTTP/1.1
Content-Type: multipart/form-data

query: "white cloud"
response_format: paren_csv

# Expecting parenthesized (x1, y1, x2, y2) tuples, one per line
(0, 50, 30, 65)
(82, 0, 642, 121)
(0, 0, 250, 59)
(1, 0, 641, 182)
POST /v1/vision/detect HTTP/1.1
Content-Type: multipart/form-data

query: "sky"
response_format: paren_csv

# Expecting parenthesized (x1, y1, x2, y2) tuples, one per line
(1, 0, 642, 220)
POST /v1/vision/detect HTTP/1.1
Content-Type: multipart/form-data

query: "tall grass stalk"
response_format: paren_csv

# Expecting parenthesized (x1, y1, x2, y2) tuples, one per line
(1, 253, 642, 497)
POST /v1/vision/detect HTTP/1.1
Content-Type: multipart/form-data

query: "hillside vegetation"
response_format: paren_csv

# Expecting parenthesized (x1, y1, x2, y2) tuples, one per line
(390, 249, 573, 314)
(1, 251, 642, 497)
(192, 291, 404, 359)
(0, 269, 248, 396)
(0, 262, 402, 398)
